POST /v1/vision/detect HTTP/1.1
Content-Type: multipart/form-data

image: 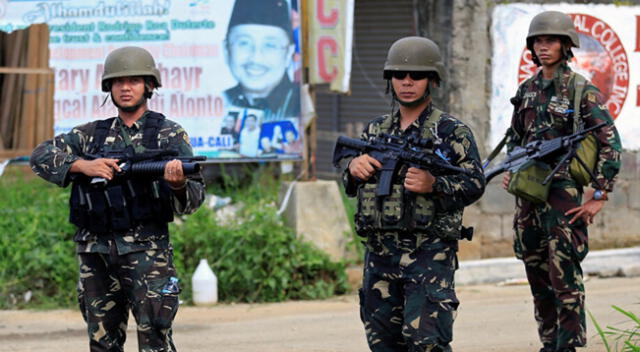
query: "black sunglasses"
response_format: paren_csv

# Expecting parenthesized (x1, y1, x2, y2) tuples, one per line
(389, 71, 430, 80)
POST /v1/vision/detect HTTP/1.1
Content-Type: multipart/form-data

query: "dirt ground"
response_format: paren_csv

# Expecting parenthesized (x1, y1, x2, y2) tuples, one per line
(0, 276, 638, 352)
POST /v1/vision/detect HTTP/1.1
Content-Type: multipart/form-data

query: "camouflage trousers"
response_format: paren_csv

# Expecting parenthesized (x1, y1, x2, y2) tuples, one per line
(359, 240, 459, 352)
(513, 181, 588, 350)
(77, 247, 180, 352)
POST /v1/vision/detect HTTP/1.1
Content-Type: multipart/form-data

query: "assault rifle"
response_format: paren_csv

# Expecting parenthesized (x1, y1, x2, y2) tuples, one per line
(333, 133, 471, 197)
(85, 146, 206, 185)
(483, 122, 606, 184)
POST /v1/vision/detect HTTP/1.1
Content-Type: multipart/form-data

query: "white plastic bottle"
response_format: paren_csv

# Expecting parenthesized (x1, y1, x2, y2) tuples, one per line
(191, 258, 218, 305)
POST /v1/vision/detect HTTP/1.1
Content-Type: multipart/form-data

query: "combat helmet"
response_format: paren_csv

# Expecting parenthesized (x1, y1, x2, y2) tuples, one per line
(383, 36, 445, 83)
(526, 11, 579, 64)
(101, 46, 162, 92)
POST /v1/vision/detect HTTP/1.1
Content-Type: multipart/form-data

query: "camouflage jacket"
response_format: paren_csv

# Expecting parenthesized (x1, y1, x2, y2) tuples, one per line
(343, 104, 485, 255)
(30, 110, 206, 255)
(506, 63, 622, 192)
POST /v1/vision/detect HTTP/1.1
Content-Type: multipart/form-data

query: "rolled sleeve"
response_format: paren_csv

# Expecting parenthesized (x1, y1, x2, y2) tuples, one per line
(172, 178, 205, 215)
(167, 126, 206, 214)
(581, 89, 622, 191)
(30, 129, 87, 187)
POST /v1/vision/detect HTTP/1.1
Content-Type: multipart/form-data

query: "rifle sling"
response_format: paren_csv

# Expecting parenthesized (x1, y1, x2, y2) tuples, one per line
(572, 73, 586, 132)
(483, 133, 508, 168)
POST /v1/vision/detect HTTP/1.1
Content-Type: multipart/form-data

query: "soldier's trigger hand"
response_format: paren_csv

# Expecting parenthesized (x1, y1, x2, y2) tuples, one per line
(349, 154, 381, 181)
(404, 167, 435, 194)
(502, 173, 511, 190)
(71, 158, 120, 180)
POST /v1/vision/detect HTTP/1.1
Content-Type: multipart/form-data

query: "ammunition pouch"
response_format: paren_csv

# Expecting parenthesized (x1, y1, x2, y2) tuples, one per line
(355, 182, 435, 236)
(105, 184, 131, 231)
(569, 134, 597, 186)
(508, 160, 551, 204)
(69, 177, 174, 234)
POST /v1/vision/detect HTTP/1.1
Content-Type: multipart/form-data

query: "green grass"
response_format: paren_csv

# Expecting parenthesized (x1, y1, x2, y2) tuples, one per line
(337, 181, 365, 262)
(0, 168, 77, 309)
(590, 305, 640, 351)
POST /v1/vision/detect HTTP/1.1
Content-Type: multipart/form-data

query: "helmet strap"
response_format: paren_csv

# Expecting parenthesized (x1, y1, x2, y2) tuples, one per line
(562, 47, 574, 62)
(386, 80, 399, 117)
(110, 93, 147, 113)
(391, 84, 431, 107)
(531, 52, 541, 67)
(143, 77, 155, 99)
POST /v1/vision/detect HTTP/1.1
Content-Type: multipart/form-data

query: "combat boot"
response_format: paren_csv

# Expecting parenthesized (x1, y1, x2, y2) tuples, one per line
(538, 345, 554, 352)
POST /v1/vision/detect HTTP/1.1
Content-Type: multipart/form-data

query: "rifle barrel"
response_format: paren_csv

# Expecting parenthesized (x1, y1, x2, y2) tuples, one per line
(130, 160, 201, 176)
(336, 136, 369, 150)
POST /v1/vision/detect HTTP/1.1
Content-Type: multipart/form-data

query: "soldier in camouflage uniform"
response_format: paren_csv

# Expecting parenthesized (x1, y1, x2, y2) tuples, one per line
(343, 37, 485, 352)
(503, 11, 622, 352)
(30, 46, 205, 352)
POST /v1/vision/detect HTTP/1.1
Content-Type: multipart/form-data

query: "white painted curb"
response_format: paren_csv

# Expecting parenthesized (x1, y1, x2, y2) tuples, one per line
(456, 246, 640, 285)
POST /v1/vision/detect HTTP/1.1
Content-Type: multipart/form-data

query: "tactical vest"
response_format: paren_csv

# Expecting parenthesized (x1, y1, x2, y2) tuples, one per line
(355, 109, 443, 235)
(69, 112, 174, 234)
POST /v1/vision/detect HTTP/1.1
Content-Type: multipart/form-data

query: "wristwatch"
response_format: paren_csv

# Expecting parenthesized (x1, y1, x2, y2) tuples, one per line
(593, 189, 608, 201)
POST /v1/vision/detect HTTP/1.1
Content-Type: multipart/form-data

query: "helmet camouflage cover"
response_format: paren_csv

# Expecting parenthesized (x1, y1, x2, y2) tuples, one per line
(101, 46, 162, 92)
(383, 36, 446, 82)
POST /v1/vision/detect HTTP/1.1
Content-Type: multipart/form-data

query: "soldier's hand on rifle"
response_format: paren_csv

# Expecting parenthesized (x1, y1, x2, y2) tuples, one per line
(404, 167, 436, 194)
(349, 154, 382, 181)
(164, 159, 187, 190)
(565, 188, 605, 225)
(502, 173, 511, 190)
(71, 158, 121, 180)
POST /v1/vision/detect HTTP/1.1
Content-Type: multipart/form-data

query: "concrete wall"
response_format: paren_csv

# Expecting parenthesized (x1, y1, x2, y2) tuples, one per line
(414, 0, 640, 259)
(279, 180, 358, 262)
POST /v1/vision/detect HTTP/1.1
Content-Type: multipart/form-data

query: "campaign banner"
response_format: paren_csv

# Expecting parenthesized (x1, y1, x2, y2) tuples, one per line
(491, 4, 639, 150)
(0, 0, 303, 160)
(307, 0, 354, 93)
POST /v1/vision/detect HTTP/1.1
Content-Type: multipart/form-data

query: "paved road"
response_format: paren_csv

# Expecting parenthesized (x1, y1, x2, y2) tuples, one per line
(0, 276, 638, 351)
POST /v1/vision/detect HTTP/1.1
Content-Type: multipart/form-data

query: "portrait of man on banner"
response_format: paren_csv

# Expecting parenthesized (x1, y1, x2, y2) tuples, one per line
(223, 0, 301, 122)
(219, 111, 241, 151)
(238, 110, 263, 158)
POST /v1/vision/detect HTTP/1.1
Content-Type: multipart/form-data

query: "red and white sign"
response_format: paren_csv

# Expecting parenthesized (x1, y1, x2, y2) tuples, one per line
(307, 0, 354, 94)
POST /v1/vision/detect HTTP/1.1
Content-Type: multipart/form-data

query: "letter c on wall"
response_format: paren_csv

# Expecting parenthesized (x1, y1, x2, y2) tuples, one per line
(318, 37, 338, 82)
